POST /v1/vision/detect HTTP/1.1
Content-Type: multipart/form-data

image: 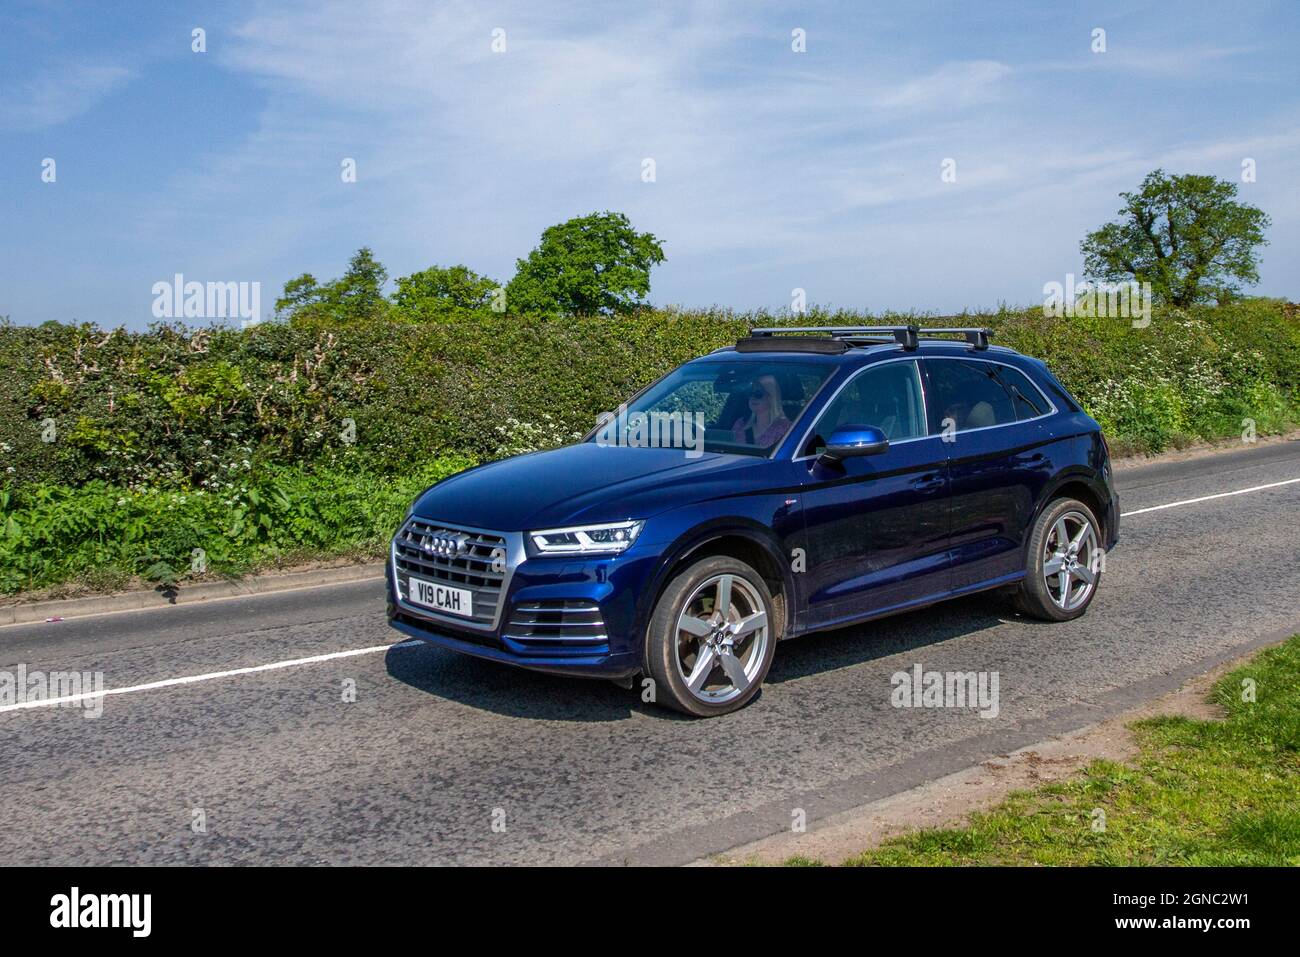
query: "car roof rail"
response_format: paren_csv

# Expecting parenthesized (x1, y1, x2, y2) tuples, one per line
(749, 324, 992, 351)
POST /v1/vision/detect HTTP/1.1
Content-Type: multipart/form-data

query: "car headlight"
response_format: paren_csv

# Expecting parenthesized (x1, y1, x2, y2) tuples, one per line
(529, 520, 644, 555)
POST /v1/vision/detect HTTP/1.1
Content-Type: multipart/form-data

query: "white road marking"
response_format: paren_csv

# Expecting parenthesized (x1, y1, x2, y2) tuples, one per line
(1121, 476, 1300, 517)
(0, 640, 422, 714)
(4, 475, 1298, 717)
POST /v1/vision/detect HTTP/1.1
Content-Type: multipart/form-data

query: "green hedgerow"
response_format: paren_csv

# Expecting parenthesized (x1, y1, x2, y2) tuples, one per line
(0, 299, 1296, 595)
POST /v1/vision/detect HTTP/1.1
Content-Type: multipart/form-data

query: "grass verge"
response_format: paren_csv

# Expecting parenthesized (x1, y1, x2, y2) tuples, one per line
(813, 636, 1300, 866)
(0, 456, 476, 596)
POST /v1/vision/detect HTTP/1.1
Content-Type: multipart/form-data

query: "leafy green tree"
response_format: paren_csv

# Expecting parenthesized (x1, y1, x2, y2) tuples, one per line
(393, 265, 500, 320)
(331, 247, 389, 322)
(506, 211, 665, 317)
(275, 273, 322, 315)
(275, 248, 390, 325)
(1081, 170, 1271, 306)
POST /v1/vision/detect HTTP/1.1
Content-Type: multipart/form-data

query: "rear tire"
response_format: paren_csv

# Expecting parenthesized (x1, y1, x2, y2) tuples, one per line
(1014, 498, 1103, 621)
(643, 556, 777, 717)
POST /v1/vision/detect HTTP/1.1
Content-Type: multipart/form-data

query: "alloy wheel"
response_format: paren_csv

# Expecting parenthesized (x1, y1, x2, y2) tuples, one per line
(1042, 510, 1100, 612)
(673, 573, 770, 705)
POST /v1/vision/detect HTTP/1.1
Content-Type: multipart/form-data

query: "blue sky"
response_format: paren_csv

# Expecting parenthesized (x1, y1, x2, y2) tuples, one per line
(2, 0, 1298, 328)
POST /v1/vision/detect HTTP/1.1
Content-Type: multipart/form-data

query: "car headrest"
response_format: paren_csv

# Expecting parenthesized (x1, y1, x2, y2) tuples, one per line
(966, 400, 996, 428)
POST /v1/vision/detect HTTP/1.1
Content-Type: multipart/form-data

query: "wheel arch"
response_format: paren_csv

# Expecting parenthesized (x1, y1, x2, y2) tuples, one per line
(639, 521, 794, 649)
(1033, 470, 1111, 545)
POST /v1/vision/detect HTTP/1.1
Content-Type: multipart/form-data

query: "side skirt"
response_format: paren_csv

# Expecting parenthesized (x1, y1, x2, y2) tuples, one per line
(783, 571, 1026, 640)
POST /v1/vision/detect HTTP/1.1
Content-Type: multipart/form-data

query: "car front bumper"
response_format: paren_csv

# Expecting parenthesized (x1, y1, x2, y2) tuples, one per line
(385, 531, 658, 679)
(387, 613, 640, 679)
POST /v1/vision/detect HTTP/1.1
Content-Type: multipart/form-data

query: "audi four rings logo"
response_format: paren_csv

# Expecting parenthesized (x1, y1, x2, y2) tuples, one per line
(420, 531, 471, 557)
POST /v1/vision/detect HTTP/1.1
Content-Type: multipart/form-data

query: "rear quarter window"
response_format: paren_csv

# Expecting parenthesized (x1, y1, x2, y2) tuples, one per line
(995, 365, 1052, 420)
(1024, 360, 1081, 413)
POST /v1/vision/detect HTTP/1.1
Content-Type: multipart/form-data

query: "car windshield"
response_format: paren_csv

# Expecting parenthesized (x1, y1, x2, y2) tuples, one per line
(592, 359, 835, 456)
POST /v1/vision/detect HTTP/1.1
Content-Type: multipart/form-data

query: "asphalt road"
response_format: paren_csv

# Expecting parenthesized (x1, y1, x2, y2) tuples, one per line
(2, 440, 1298, 866)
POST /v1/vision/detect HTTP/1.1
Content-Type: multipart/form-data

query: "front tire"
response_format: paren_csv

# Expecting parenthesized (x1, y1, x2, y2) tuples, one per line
(1014, 497, 1104, 621)
(643, 556, 777, 717)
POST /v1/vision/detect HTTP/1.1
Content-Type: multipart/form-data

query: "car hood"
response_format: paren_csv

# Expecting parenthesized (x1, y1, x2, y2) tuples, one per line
(411, 442, 765, 531)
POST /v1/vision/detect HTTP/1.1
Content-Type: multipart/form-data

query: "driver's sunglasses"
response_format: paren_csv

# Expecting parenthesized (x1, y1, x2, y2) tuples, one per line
(749, 386, 767, 400)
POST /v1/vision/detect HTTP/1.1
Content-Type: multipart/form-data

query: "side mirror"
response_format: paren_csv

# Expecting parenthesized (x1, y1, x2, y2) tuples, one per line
(820, 425, 889, 462)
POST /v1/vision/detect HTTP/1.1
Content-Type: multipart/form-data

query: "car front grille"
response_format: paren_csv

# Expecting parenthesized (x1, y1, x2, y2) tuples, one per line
(503, 599, 607, 648)
(393, 518, 508, 629)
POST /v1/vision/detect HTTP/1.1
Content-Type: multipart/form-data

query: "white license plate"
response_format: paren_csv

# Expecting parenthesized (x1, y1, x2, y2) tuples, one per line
(405, 576, 474, 618)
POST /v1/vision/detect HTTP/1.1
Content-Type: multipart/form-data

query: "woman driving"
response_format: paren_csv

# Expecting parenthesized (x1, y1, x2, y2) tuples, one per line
(732, 374, 792, 447)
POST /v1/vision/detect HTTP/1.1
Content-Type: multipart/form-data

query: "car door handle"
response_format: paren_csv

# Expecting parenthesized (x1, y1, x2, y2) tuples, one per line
(912, 473, 946, 493)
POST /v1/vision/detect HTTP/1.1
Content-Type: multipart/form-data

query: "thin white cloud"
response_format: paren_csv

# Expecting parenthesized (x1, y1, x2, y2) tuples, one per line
(113, 0, 1297, 317)
(0, 61, 133, 131)
(201, 3, 1023, 259)
(1086, 45, 1255, 78)
(872, 60, 1012, 110)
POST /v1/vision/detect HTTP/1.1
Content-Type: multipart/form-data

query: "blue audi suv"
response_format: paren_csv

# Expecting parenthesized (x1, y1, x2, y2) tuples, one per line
(387, 325, 1119, 716)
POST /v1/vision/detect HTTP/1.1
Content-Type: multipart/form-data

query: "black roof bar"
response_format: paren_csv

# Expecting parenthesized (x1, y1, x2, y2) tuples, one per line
(916, 326, 991, 351)
(749, 324, 992, 351)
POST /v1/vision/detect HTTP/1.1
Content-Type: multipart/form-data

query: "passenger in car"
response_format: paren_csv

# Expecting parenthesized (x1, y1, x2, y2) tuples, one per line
(732, 374, 792, 447)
